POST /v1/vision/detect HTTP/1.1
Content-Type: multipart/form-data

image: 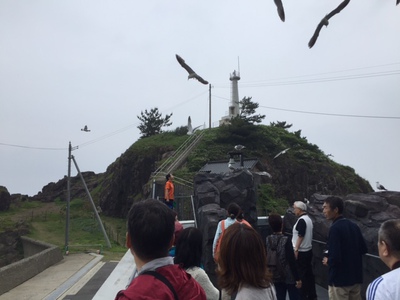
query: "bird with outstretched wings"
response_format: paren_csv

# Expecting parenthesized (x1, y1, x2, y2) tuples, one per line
(176, 54, 209, 85)
(234, 145, 246, 151)
(81, 125, 91, 132)
(274, 0, 285, 22)
(308, 0, 350, 48)
(273, 148, 290, 159)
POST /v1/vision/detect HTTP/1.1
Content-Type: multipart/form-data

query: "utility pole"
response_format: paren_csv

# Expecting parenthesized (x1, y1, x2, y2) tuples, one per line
(72, 155, 111, 248)
(65, 142, 71, 254)
(65, 142, 111, 253)
(209, 83, 212, 129)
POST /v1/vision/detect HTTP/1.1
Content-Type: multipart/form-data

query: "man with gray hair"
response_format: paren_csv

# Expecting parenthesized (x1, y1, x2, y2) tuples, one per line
(292, 201, 317, 300)
(366, 219, 400, 300)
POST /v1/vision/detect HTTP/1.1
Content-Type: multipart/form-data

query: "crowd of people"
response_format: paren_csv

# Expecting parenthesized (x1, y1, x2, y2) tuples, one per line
(114, 186, 399, 300)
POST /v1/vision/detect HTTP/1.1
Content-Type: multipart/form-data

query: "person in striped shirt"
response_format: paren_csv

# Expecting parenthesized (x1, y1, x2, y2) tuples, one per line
(366, 219, 400, 300)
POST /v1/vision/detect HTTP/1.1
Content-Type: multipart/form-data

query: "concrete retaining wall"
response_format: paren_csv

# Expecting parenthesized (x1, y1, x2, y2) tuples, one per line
(0, 236, 63, 295)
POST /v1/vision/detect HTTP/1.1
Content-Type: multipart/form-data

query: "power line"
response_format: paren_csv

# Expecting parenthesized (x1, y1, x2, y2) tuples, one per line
(214, 69, 400, 89)
(0, 91, 209, 151)
(211, 95, 400, 119)
(241, 70, 400, 88)
(0, 142, 66, 151)
(78, 90, 208, 149)
(260, 105, 400, 119)
(241, 62, 400, 84)
(212, 61, 400, 88)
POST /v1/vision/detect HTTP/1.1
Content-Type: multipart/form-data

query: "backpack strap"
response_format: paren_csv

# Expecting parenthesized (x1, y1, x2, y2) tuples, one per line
(221, 220, 225, 232)
(141, 270, 179, 300)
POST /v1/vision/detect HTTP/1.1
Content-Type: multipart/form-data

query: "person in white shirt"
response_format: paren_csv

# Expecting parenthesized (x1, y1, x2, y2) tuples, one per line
(292, 201, 317, 300)
(366, 219, 400, 300)
(174, 227, 219, 300)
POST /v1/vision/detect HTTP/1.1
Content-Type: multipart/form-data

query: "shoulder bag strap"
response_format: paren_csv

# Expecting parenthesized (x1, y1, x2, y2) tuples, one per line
(141, 270, 179, 300)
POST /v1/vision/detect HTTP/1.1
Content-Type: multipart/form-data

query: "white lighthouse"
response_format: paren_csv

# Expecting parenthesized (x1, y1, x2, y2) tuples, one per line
(220, 70, 241, 125)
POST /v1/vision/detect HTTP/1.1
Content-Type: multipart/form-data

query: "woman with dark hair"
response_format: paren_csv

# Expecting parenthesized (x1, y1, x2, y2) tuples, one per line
(267, 213, 301, 300)
(217, 223, 276, 299)
(168, 211, 183, 256)
(174, 227, 219, 300)
(212, 202, 250, 262)
(236, 208, 251, 227)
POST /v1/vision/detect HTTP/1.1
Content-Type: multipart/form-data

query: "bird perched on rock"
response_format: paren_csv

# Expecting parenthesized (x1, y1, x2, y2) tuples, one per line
(308, 0, 350, 48)
(234, 145, 246, 151)
(273, 0, 285, 22)
(376, 182, 387, 191)
(176, 54, 209, 85)
(81, 125, 90, 132)
(273, 148, 290, 159)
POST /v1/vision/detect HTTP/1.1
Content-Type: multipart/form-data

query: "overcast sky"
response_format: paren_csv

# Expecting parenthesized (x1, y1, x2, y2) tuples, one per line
(1, 1, 399, 196)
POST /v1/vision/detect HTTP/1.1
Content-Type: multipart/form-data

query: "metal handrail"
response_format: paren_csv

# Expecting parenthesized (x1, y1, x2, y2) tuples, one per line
(153, 131, 201, 176)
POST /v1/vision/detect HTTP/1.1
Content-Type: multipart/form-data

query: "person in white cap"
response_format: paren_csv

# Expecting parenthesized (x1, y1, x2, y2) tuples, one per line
(292, 201, 317, 300)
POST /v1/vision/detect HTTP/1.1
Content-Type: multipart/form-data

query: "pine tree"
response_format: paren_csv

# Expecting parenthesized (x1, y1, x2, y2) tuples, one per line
(137, 108, 172, 138)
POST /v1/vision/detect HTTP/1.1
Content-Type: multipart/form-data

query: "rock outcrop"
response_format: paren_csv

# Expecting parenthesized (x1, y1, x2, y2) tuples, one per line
(284, 192, 400, 255)
(0, 224, 29, 268)
(193, 170, 258, 277)
(0, 187, 11, 211)
(194, 170, 400, 292)
(283, 192, 400, 292)
(32, 171, 100, 203)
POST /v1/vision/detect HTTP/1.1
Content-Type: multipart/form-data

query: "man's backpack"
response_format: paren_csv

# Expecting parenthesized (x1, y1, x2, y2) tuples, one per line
(266, 235, 287, 282)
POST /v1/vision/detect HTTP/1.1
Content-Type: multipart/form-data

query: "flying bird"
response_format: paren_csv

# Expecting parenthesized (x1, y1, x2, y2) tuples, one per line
(175, 54, 209, 85)
(81, 125, 91, 132)
(273, 0, 285, 22)
(253, 171, 272, 178)
(273, 148, 290, 159)
(234, 145, 246, 151)
(308, 0, 350, 48)
(376, 182, 387, 191)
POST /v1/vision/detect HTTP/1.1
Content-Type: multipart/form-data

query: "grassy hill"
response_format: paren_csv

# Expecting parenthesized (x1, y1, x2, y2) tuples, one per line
(0, 121, 372, 259)
(97, 122, 372, 217)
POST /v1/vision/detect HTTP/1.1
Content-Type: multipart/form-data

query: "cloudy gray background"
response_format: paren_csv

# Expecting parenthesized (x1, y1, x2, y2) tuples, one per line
(1, 1, 399, 196)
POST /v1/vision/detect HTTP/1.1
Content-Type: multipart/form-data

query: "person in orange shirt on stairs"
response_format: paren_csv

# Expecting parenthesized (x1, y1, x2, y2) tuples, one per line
(164, 173, 175, 210)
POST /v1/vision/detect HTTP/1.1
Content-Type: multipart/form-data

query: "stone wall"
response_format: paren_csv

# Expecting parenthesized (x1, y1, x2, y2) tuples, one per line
(283, 192, 400, 298)
(194, 171, 399, 298)
(0, 237, 63, 295)
(193, 170, 257, 279)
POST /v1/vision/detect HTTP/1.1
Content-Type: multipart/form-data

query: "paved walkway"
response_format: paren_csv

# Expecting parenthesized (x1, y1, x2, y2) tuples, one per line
(0, 253, 102, 300)
(0, 250, 328, 300)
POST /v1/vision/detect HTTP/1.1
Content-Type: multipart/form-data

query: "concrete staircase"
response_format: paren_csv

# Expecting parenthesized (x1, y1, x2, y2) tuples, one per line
(152, 130, 205, 187)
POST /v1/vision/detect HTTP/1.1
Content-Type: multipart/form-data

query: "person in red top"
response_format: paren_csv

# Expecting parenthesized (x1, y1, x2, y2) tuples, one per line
(164, 173, 175, 209)
(115, 199, 206, 300)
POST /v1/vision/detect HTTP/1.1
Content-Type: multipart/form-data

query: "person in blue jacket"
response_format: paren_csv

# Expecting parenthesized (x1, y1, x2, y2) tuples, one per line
(322, 196, 367, 300)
